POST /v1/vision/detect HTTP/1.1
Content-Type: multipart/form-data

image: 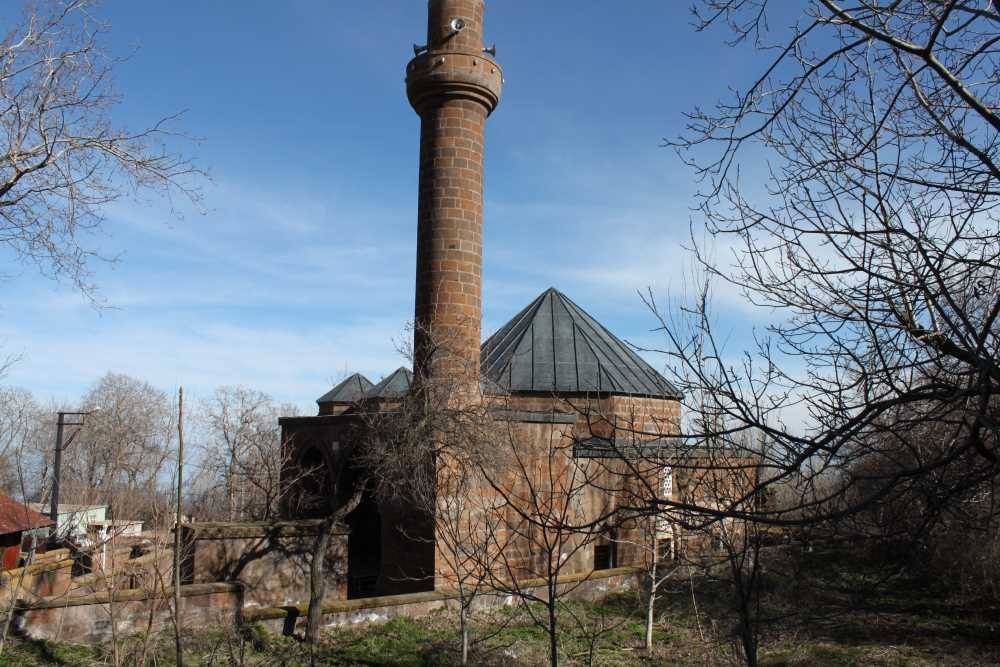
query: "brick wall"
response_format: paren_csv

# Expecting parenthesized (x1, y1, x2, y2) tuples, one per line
(428, 395, 683, 585)
(413, 98, 487, 387)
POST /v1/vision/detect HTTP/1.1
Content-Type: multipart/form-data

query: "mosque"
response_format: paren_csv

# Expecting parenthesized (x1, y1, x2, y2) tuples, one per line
(276, 0, 685, 600)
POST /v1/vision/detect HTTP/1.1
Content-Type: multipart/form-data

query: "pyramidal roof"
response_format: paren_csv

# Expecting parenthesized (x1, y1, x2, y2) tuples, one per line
(481, 288, 681, 399)
(316, 373, 374, 405)
(364, 367, 413, 399)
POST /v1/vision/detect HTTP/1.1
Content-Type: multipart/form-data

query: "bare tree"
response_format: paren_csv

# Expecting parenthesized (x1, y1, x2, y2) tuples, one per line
(673, 437, 766, 667)
(57, 372, 176, 523)
(635, 1, 1000, 531)
(0, 0, 204, 300)
(575, 382, 770, 663)
(839, 392, 1000, 600)
(0, 386, 42, 496)
(478, 415, 612, 667)
(360, 356, 504, 666)
(198, 386, 298, 521)
(359, 325, 631, 665)
(629, 508, 681, 653)
(298, 457, 365, 646)
(435, 463, 506, 666)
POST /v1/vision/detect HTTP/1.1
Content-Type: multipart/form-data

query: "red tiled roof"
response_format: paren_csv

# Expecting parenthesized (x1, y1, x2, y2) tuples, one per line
(0, 493, 54, 535)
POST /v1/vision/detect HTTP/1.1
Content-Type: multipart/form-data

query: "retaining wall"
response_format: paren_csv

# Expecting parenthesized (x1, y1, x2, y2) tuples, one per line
(16, 582, 243, 644)
(13, 567, 641, 644)
(244, 566, 643, 636)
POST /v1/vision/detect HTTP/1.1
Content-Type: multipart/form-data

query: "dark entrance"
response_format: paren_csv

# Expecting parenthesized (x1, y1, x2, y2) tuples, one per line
(594, 526, 618, 571)
(346, 489, 381, 599)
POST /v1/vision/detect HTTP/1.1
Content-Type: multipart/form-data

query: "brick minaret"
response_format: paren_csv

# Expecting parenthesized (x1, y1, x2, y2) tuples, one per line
(407, 0, 502, 394)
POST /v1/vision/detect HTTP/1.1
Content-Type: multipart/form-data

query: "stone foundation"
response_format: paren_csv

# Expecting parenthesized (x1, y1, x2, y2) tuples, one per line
(244, 566, 643, 635)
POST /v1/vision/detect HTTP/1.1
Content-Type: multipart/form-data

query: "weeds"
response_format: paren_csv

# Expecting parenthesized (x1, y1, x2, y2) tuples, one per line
(2, 554, 997, 665)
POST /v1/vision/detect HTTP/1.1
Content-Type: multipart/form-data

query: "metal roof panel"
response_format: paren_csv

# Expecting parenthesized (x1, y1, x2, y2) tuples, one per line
(481, 288, 682, 399)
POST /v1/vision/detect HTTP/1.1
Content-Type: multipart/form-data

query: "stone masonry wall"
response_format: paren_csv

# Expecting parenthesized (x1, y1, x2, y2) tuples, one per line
(454, 394, 682, 579)
(181, 521, 349, 609)
(17, 583, 242, 645)
(245, 566, 643, 636)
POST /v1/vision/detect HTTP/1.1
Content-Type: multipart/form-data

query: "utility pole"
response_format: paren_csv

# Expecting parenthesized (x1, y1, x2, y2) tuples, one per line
(50, 411, 91, 539)
(50, 415, 65, 529)
(174, 387, 185, 667)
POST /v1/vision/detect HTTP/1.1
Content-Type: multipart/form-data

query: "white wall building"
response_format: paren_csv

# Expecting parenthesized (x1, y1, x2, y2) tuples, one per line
(28, 504, 107, 542)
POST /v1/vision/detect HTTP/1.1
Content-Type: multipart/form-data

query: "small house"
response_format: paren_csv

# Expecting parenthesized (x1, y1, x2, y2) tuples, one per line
(0, 494, 54, 570)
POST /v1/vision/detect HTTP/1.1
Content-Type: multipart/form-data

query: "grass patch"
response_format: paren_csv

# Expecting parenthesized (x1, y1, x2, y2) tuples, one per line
(2, 549, 997, 665)
(0, 638, 99, 667)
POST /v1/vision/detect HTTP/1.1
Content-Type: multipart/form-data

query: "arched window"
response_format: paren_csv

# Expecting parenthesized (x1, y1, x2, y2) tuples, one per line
(296, 446, 330, 516)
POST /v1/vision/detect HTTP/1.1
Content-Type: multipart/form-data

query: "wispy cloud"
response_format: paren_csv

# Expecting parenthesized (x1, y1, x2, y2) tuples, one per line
(0, 309, 408, 414)
(0, 176, 416, 411)
(0, 0, 788, 421)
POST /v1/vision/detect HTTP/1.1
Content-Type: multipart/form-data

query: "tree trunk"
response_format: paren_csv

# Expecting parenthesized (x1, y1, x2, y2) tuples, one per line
(645, 552, 658, 651)
(740, 623, 758, 667)
(645, 587, 656, 651)
(459, 600, 469, 666)
(305, 518, 332, 643)
(304, 481, 365, 643)
(174, 387, 185, 667)
(227, 455, 236, 521)
(547, 596, 558, 667)
(109, 586, 121, 667)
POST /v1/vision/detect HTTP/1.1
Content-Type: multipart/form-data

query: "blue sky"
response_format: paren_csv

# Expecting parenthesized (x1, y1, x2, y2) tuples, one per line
(0, 1, 769, 413)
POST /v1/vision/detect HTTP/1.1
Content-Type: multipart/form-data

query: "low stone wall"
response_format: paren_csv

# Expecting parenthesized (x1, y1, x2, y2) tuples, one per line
(1, 541, 178, 611)
(181, 520, 350, 609)
(244, 566, 643, 635)
(16, 582, 243, 644)
(12, 567, 641, 644)
(0, 556, 74, 607)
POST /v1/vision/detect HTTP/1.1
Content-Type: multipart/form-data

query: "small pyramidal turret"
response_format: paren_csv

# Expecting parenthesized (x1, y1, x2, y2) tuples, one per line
(365, 367, 414, 400)
(316, 373, 374, 415)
